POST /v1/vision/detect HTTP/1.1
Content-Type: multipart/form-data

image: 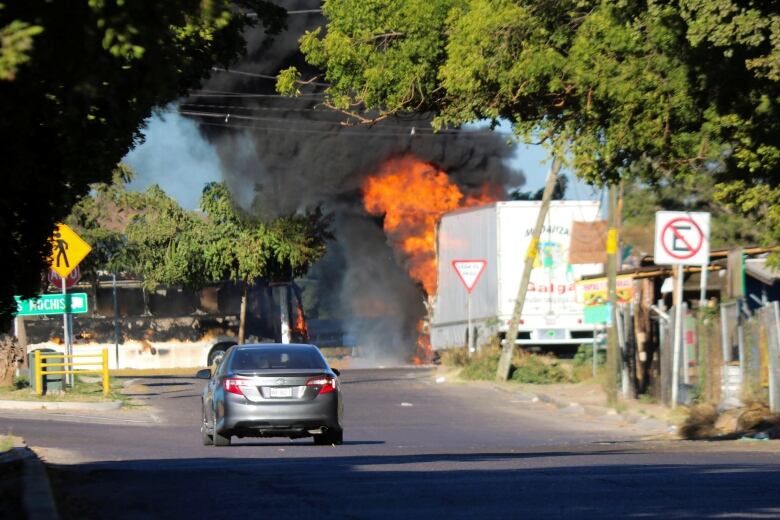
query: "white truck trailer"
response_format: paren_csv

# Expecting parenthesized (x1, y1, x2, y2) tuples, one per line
(430, 200, 603, 350)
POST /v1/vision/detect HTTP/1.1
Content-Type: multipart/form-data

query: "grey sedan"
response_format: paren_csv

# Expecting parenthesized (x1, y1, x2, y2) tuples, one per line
(197, 343, 344, 446)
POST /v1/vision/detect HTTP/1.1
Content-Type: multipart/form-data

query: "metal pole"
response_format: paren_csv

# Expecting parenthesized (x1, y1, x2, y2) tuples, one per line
(112, 273, 120, 369)
(720, 304, 731, 363)
(616, 305, 629, 398)
(699, 264, 708, 308)
(683, 302, 690, 385)
(592, 325, 598, 378)
(467, 292, 473, 355)
(671, 264, 684, 408)
(62, 279, 72, 388)
(770, 301, 780, 413)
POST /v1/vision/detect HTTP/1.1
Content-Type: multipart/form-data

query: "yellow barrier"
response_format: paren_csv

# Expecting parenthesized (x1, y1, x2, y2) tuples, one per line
(34, 349, 110, 396)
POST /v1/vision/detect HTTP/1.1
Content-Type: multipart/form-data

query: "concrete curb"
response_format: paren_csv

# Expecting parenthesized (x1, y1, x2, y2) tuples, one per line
(1, 443, 59, 520)
(0, 399, 122, 411)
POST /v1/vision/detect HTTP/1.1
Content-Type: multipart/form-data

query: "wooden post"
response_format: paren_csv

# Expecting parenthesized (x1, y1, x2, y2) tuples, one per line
(496, 156, 562, 381)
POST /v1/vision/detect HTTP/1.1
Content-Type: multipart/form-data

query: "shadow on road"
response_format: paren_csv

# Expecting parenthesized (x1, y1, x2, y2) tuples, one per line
(46, 448, 780, 519)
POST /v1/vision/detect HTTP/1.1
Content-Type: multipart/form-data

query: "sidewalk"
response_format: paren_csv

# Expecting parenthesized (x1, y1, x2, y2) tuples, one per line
(436, 367, 680, 437)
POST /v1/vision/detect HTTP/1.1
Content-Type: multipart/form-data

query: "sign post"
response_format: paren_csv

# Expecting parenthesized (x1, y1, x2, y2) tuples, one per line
(452, 260, 487, 355)
(49, 223, 92, 387)
(654, 211, 710, 408)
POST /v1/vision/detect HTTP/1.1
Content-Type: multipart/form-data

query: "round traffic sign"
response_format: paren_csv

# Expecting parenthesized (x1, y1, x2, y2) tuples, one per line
(48, 265, 81, 289)
(660, 217, 705, 260)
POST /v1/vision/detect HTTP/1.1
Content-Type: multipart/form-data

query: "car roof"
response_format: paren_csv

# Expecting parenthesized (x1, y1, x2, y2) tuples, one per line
(235, 343, 319, 350)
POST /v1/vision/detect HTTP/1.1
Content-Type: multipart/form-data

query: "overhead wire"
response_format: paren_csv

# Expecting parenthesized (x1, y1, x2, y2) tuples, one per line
(173, 107, 514, 136)
(191, 118, 516, 138)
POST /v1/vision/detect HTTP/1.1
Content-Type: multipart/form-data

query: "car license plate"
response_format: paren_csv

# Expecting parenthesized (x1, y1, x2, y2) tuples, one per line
(269, 387, 292, 398)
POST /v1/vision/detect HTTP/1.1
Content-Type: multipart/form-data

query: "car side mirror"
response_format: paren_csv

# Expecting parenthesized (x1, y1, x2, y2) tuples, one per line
(196, 368, 212, 380)
(332, 368, 341, 377)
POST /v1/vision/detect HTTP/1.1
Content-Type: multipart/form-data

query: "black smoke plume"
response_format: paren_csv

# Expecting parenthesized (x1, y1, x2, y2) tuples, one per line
(183, 1, 524, 361)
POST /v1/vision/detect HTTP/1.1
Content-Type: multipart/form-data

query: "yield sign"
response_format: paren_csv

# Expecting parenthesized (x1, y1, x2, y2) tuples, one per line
(452, 260, 487, 293)
(49, 223, 92, 278)
(654, 211, 710, 266)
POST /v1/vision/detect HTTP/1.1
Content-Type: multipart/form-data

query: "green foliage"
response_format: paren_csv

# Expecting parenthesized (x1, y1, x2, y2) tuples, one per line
(459, 351, 502, 381)
(0, 1, 285, 329)
(125, 181, 332, 289)
(622, 174, 769, 253)
(284, 0, 780, 257)
(0, 5, 43, 81)
(573, 344, 605, 367)
(12, 374, 29, 390)
(511, 355, 570, 384)
(454, 348, 571, 384)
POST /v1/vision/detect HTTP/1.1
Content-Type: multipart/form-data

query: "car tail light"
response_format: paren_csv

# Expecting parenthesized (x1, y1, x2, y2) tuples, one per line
(224, 377, 252, 396)
(306, 375, 336, 395)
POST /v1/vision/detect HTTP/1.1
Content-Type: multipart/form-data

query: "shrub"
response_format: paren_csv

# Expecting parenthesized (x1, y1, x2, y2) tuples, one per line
(439, 347, 471, 368)
(459, 352, 501, 380)
(511, 355, 571, 384)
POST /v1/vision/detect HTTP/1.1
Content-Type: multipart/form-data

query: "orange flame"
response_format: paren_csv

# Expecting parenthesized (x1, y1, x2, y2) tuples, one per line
(293, 299, 309, 342)
(363, 155, 497, 295)
(363, 154, 498, 363)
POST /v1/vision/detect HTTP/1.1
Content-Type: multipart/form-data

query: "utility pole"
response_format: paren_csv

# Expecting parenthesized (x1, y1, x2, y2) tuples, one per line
(496, 156, 562, 381)
(606, 184, 619, 405)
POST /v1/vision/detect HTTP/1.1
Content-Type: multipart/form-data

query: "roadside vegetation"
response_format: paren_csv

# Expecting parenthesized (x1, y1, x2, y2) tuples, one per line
(0, 435, 14, 453)
(440, 342, 603, 384)
(0, 375, 129, 405)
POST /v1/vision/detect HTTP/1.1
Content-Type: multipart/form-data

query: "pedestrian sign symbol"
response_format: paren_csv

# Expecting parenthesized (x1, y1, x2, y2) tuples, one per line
(654, 212, 710, 266)
(49, 224, 91, 278)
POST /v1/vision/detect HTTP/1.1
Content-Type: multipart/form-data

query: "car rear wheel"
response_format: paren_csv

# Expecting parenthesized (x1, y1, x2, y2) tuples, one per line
(213, 431, 231, 446)
(313, 429, 343, 446)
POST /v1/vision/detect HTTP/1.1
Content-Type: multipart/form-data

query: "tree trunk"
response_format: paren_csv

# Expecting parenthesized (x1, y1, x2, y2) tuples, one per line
(0, 335, 23, 387)
(238, 282, 248, 344)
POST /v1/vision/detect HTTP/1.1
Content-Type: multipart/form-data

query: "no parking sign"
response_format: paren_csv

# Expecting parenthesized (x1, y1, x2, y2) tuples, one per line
(654, 211, 710, 266)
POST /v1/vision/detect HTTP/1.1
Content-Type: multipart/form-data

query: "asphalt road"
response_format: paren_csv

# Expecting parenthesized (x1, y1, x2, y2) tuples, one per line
(3, 368, 780, 519)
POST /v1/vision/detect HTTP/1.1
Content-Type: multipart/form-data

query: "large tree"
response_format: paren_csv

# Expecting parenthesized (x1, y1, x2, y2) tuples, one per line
(0, 1, 285, 329)
(127, 182, 332, 343)
(278, 0, 780, 251)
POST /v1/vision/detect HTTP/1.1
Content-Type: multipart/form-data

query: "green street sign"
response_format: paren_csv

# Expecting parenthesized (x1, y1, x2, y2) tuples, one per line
(14, 293, 89, 316)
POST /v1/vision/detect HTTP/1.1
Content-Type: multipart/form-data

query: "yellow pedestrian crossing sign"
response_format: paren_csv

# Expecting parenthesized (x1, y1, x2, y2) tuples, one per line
(49, 223, 91, 278)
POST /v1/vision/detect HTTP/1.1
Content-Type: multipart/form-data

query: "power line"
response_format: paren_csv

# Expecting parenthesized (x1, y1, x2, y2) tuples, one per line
(188, 91, 323, 99)
(191, 118, 516, 139)
(176, 108, 517, 136)
(210, 67, 330, 87)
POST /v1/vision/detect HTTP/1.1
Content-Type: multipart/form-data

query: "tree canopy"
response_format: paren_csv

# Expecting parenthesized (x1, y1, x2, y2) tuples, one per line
(66, 172, 332, 342)
(0, 1, 285, 329)
(279, 0, 780, 253)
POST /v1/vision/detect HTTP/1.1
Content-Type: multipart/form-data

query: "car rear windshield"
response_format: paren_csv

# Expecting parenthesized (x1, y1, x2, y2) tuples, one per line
(229, 347, 328, 371)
